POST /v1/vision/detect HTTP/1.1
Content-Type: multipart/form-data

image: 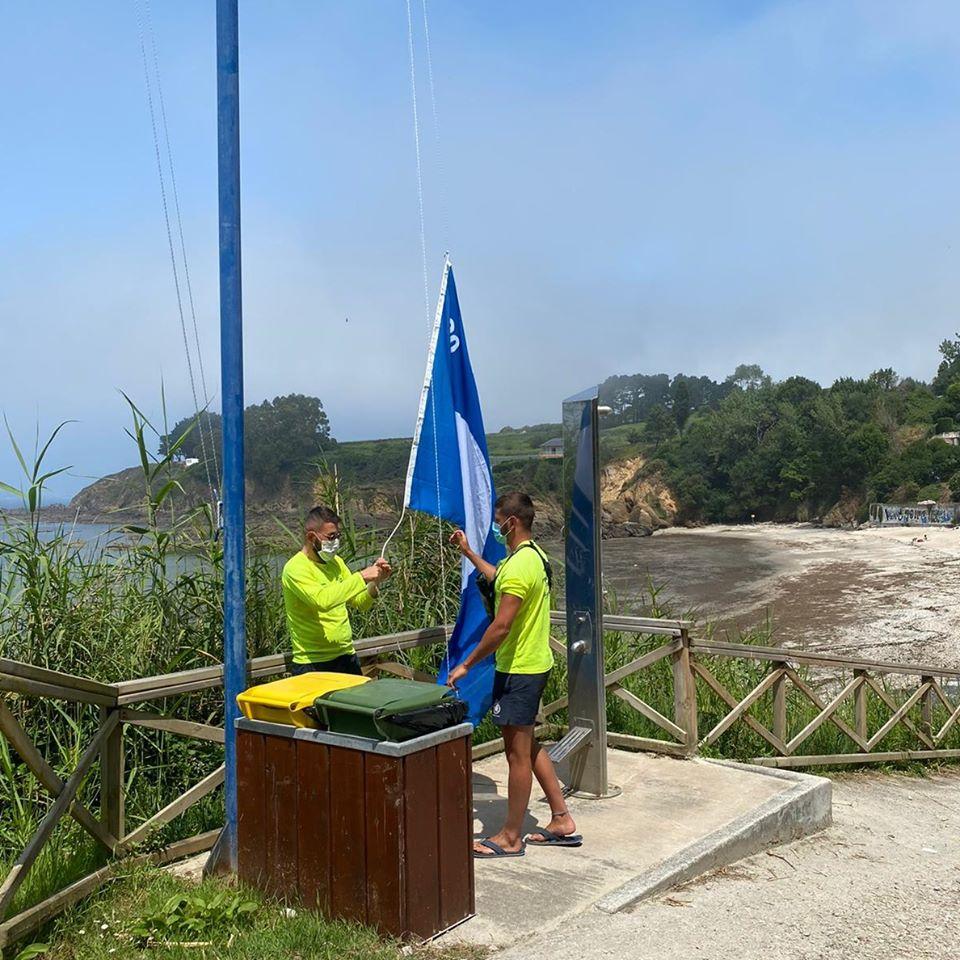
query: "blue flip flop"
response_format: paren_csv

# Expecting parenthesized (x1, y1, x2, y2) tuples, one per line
(473, 839, 526, 859)
(526, 828, 583, 847)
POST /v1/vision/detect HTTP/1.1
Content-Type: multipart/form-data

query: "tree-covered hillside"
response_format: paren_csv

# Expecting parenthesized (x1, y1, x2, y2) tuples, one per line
(90, 336, 960, 529)
(618, 340, 960, 524)
(154, 399, 563, 518)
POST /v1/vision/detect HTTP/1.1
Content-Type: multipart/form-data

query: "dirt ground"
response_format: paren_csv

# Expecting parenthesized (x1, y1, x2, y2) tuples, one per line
(601, 523, 960, 670)
(496, 768, 960, 960)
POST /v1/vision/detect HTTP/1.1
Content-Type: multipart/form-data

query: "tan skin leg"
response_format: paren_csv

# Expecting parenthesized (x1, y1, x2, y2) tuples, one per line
(474, 725, 578, 856)
(528, 740, 578, 841)
(452, 511, 579, 855)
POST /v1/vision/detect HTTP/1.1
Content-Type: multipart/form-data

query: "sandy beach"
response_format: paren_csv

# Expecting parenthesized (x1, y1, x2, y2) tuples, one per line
(600, 523, 960, 670)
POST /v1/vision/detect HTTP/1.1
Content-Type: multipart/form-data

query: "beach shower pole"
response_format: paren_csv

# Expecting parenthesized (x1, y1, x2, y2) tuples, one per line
(560, 386, 616, 798)
(217, 0, 246, 871)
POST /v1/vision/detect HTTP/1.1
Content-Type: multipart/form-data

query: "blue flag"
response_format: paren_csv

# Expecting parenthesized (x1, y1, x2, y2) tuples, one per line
(404, 261, 504, 726)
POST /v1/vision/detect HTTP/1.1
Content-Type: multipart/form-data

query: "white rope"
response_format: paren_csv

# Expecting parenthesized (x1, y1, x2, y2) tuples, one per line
(418, 2, 455, 672)
(380, 511, 406, 559)
(144, 0, 220, 488)
(420, 0, 449, 256)
(135, 0, 218, 510)
(382, 259, 449, 560)
(405, 0, 433, 358)
(379, 0, 428, 564)
(404, 0, 452, 673)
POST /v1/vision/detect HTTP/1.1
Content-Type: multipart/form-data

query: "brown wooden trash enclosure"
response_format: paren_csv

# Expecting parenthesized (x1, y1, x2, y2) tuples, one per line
(236, 719, 474, 940)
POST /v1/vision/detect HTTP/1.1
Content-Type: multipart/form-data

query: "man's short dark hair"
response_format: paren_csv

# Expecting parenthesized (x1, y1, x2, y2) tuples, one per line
(495, 491, 535, 529)
(305, 505, 341, 532)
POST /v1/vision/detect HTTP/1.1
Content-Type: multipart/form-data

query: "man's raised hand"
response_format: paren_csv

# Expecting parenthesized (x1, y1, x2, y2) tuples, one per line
(449, 529, 470, 555)
(361, 558, 393, 584)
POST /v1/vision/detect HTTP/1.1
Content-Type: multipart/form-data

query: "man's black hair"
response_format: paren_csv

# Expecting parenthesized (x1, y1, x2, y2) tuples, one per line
(305, 505, 341, 532)
(494, 491, 535, 529)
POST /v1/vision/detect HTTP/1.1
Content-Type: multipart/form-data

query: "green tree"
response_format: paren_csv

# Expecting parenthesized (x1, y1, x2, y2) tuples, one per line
(776, 376, 821, 409)
(948, 471, 960, 501)
(725, 363, 771, 391)
(868, 368, 899, 391)
(159, 395, 331, 488)
(672, 378, 691, 429)
(644, 405, 677, 449)
(933, 334, 960, 394)
(159, 411, 222, 461)
(245, 394, 331, 486)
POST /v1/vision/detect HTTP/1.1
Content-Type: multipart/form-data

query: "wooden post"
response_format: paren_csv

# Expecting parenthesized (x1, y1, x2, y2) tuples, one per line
(854, 669, 868, 741)
(0, 713, 119, 919)
(673, 630, 698, 755)
(921, 675, 935, 741)
(100, 708, 124, 849)
(772, 666, 788, 744)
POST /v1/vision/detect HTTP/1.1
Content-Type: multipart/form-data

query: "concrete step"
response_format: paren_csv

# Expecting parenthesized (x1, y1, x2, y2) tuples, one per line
(447, 748, 831, 948)
(547, 725, 592, 763)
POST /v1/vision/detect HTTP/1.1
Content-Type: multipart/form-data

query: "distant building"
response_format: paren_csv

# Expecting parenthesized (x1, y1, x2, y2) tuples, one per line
(869, 501, 960, 525)
(175, 457, 201, 467)
(934, 431, 960, 447)
(539, 437, 563, 459)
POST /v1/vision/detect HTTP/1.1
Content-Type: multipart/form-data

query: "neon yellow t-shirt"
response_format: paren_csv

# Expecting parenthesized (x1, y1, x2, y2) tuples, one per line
(494, 540, 553, 675)
(281, 550, 374, 664)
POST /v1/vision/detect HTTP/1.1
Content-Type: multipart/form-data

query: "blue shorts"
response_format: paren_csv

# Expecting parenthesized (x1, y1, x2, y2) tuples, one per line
(491, 670, 551, 727)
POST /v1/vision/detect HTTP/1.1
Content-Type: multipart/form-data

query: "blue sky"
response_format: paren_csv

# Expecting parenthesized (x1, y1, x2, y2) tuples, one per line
(3, 1, 960, 502)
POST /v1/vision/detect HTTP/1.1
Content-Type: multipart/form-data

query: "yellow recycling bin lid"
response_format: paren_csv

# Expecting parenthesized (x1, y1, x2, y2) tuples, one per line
(236, 671, 369, 728)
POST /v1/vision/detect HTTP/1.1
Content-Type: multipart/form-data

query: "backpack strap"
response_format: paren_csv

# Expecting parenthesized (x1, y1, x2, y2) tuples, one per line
(476, 541, 553, 621)
(511, 541, 553, 590)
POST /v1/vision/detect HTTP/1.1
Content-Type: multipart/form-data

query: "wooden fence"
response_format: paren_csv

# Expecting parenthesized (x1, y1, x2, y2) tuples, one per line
(537, 613, 960, 767)
(0, 626, 448, 950)
(3, 615, 960, 947)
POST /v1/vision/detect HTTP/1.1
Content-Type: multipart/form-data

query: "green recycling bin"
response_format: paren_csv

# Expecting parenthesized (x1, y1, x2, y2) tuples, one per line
(313, 678, 468, 742)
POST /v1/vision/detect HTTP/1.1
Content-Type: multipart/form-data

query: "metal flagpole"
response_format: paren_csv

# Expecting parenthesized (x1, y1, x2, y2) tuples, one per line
(216, 0, 246, 870)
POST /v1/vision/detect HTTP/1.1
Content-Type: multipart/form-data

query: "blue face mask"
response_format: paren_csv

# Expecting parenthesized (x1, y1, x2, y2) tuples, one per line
(492, 520, 510, 545)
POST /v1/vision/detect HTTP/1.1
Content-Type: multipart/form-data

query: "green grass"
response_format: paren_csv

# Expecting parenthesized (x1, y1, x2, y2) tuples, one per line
(22, 865, 485, 960)
(598, 422, 646, 463)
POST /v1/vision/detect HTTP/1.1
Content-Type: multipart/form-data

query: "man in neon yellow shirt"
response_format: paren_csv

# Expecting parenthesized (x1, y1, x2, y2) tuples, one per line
(282, 505, 392, 676)
(448, 491, 581, 858)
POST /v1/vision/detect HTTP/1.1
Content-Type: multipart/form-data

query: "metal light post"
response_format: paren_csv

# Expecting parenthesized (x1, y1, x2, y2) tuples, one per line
(216, 0, 246, 870)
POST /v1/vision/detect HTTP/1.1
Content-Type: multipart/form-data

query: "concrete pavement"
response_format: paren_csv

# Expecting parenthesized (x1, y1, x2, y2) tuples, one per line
(492, 769, 960, 960)
(443, 748, 831, 948)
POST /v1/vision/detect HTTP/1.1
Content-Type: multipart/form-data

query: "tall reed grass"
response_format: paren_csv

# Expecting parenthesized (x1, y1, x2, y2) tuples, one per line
(0, 407, 463, 917)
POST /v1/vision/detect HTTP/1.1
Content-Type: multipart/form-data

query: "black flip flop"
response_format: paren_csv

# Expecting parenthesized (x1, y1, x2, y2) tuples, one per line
(473, 838, 526, 859)
(525, 828, 583, 847)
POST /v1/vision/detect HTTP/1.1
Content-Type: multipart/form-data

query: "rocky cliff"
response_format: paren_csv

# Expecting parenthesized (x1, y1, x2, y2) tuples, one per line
(600, 457, 677, 537)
